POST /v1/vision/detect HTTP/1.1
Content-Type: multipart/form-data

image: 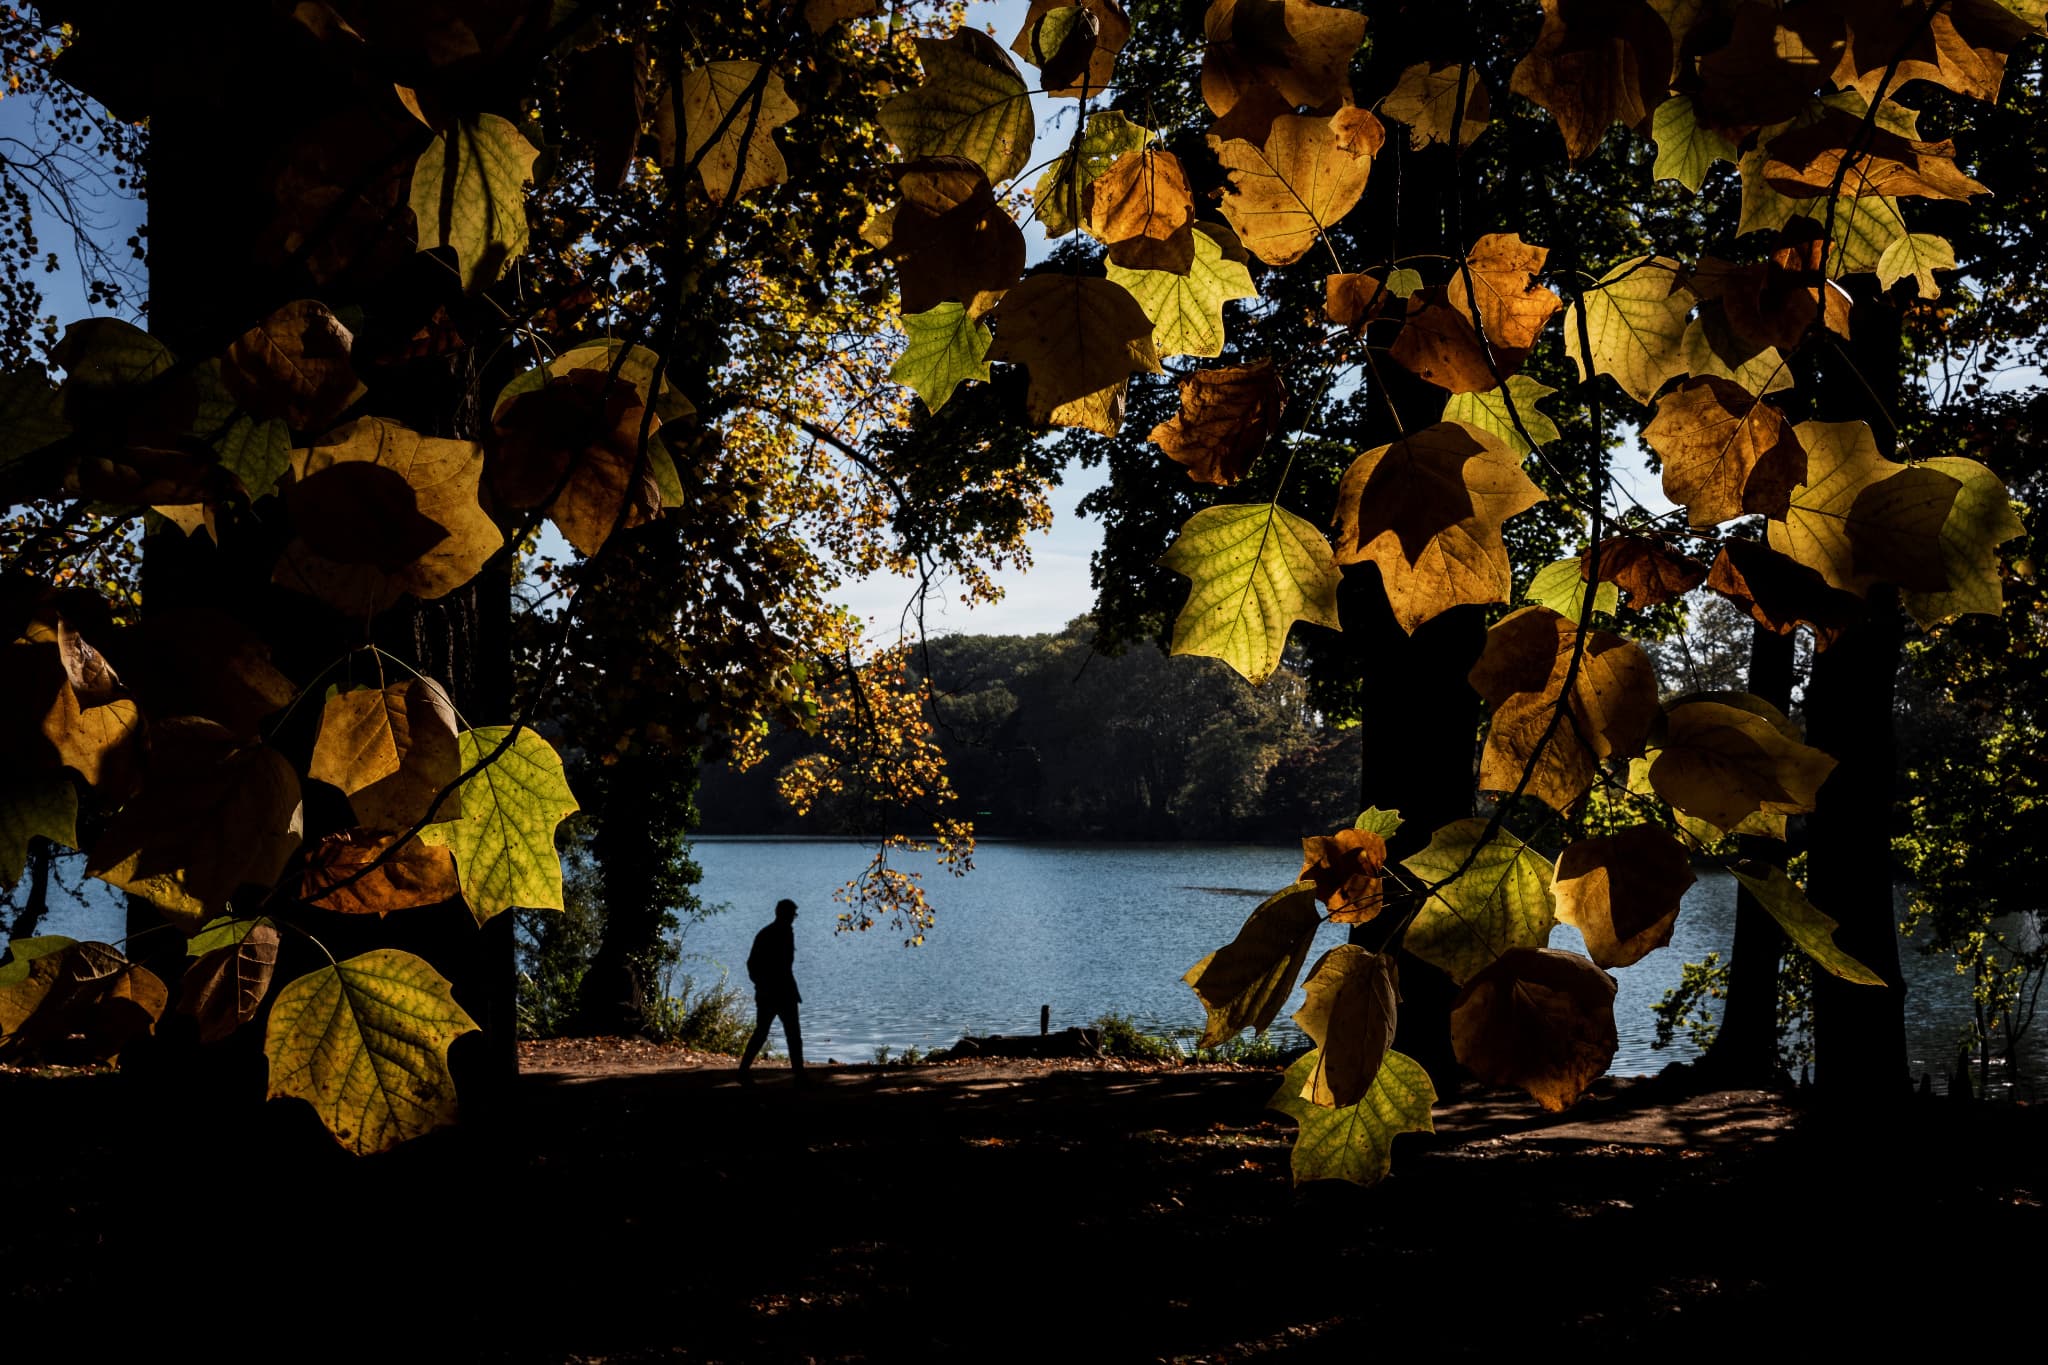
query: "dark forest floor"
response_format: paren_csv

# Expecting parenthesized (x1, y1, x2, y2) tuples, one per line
(6, 1041, 2044, 1361)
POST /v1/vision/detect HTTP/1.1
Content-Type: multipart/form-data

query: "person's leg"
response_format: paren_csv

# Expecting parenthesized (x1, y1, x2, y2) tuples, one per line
(782, 1004, 804, 1074)
(739, 1000, 774, 1079)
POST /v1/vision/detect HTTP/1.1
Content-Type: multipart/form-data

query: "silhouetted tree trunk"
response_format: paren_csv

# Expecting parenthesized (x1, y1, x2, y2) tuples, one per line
(10, 838, 55, 939)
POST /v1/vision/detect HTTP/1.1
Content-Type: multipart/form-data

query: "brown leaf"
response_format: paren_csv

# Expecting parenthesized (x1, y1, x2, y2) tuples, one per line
(285, 462, 449, 569)
(1468, 606, 1661, 812)
(177, 923, 281, 1043)
(1200, 0, 1367, 118)
(1331, 421, 1545, 631)
(1296, 826, 1386, 924)
(129, 608, 296, 742)
(1644, 376, 1808, 528)
(1087, 147, 1195, 255)
(986, 274, 1163, 434)
(1323, 272, 1393, 331)
(1183, 881, 1323, 1049)
(1451, 946, 1617, 1111)
(1704, 538, 1862, 650)
(301, 828, 462, 915)
(222, 299, 367, 431)
(1687, 255, 1816, 355)
(1449, 233, 1561, 359)
(1552, 825, 1695, 969)
(1648, 695, 1838, 832)
(2, 607, 145, 795)
(1691, 2, 1843, 133)
(1509, 0, 1672, 160)
(488, 367, 664, 557)
(0, 940, 166, 1065)
(1827, 0, 2033, 104)
(1581, 536, 1708, 609)
(1388, 289, 1499, 393)
(1380, 62, 1489, 148)
(884, 156, 1027, 317)
(1011, 0, 1131, 98)
(1148, 360, 1286, 486)
(307, 678, 463, 830)
(1292, 945, 1398, 1106)
(1763, 109, 1990, 201)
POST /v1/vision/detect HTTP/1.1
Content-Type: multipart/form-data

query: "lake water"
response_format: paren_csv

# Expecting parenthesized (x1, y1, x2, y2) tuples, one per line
(15, 837, 2043, 1093)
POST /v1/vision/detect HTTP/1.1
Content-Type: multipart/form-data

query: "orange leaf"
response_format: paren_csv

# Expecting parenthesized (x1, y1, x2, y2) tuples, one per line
(1147, 360, 1286, 486)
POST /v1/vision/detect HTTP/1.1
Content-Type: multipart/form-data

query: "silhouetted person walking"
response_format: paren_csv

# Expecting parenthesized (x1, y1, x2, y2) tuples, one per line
(739, 898, 803, 1084)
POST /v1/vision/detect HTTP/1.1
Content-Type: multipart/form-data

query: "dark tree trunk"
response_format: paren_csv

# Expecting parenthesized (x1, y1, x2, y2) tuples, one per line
(1702, 621, 1795, 1083)
(572, 749, 705, 1036)
(11, 838, 55, 939)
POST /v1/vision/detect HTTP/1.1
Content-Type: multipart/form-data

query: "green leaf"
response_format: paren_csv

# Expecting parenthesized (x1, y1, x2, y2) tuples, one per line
(1875, 232, 1955, 300)
(0, 364, 71, 469)
(1385, 267, 1425, 298)
(1564, 256, 1695, 408)
(1899, 456, 2025, 629)
(1399, 818, 1556, 984)
(417, 727, 579, 924)
(881, 30, 1036, 186)
(1159, 502, 1344, 686)
(1525, 557, 1617, 624)
(214, 413, 293, 501)
(1032, 110, 1149, 237)
(52, 318, 175, 393)
(1182, 880, 1321, 1049)
(1267, 1048, 1436, 1186)
(1353, 807, 1403, 837)
(0, 935, 74, 993)
(409, 113, 540, 292)
(891, 303, 992, 411)
(1731, 864, 1884, 985)
(0, 772, 77, 888)
(1441, 376, 1560, 457)
(1651, 96, 1737, 192)
(184, 915, 278, 957)
(263, 948, 479, 1155)
(1105, 223, 1258, 359)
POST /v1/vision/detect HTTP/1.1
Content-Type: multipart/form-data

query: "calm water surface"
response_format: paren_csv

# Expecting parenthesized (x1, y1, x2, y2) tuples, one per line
(17, 837, 2042, 1090)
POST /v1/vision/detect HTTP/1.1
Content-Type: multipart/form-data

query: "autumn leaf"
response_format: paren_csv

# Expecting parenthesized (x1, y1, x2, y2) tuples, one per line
(1730, 862, 1884, 985)
(1159, 502, 1343, 685)
(488, 366, 665, 557)
(1764, 108, 1989, 201)
(1450, 947, 1617, 1111)
(1767, 420, 1960, 595)
(892, 303, 992, 412)
(1469, 605, 1660, 813)
(1297, 825, 1386, 923)
(1353, 807, 1402, 838)
(1107, 223, 1258, 359)
(803, 0, 882, 32)
(1450, 233, 1561, 360)
(1648, 696, 1838, 833)
(495, 341, 693, 425)
(409, 112, 538, 292)
(1525, 557, 1617, 624)
(178, 921, 281, 1043)
(1323, 272, 1394, 333)
(1085, 147, 1195, 268)
(0, 772, 76, 887)
(418, 726, 579, 924)
(4, 611, 145, 795)
(1331, 421, 1545, 633)
(1387, 289, 1501, 393)
(1510, 0, 1671, 160)
(1875, 232, 1956, 300)
(273, 418, 504, 616)
(1010, 0, 1129, 98)
(307, 678, 464, 830)
(1553, 825, 1695, 969)
(1897, 456, 2025, 629)
(1200, 0, 1367, 118)
(1831, 0, 2036, 104)
(1381, 62, 1488, 148)
(1268, 1048, 1435, 1187)
(1032, 110, 1149, 237)
(1214, 107, 1383, 267)
(1147, 360, 1285, 486)
(1400, 818, 1557, 985)
(986, 274, 1162, 434)
(88, 719, 303, 929)
(1705, 538, 1864, 648)
(882, 30, 1036, 186)
(301, 828, 463, 915)
(1442, 376, 1560, 457)
(1690, 2, 1842, 132)
(222, 299, 367, 431)
(664, 61, 798, 201)
(1645, 376, 1808, 527)
(1651, 96, 1737, 191)
(129, 608, 297, 741)
(0, 937, 165, 1064)
(264, 948, 478, 1155)
(1564, 256, 1695, 407)
(1581, 536, 1708, 609)
(1182, 880, 1322, 1048)
(1292, 945, 1398, 1107)
(883, 156, 1027, 317)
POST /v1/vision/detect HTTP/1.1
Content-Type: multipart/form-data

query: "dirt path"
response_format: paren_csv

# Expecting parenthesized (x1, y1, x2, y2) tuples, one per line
(5, 1043, 2042, 1361)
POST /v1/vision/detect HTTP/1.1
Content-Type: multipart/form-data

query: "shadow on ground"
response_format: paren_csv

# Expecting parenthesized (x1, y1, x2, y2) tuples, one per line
(5, 1057, 2042, 1361)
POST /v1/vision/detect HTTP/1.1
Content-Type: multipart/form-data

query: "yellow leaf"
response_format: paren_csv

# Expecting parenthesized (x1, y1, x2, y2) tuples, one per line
(1159, 502, 1343, 685)
(1552, 825, 1695, 969)
(985, 274, 1161, 434)
(1648, 695, 1838, 832)
(1213, 107, 1383, 267)
(307, 678, 464, 830)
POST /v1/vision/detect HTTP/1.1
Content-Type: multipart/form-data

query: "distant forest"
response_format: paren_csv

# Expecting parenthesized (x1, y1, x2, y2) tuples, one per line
(699, 617, 1362, 841)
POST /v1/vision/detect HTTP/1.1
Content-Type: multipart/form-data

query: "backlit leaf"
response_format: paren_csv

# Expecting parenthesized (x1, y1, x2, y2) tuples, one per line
(0, 938, 165, 1064)
(1450, 946, 1617, 1111)
(1032, 110, 1149, 238)
(1201, 0, 1367, 118)
(1010, 0, 1129, 98)
(1730, 863, 1884, 985)
(1401, 818, 1557, 985)
(1214, 107, 1383, 267)
(1267, 1048, 1436, 1187)
(222, 299, 366, 431)
(1564, 256, 1695, 407)
(1510, 0, 1670, 160)
(1085, 147, 1194, 264)
(1292, 945, 1398, 1107)
(1897, 456, 2025, 629)
(1552, 825, 1694, 968)
(1442, 376, 1560, 457)
(1525, 557, 1618, 624)
(0, 772, 76, 887)
(1581, 536, 1709, 609)
(409, 113, 538, 292)
(1147, 360, 1285, 486)
(301, 828, 463, 915)
(1645, 376, 1807, 527)
(1107, 222, 1258, 359)
(1159, 502, 1344, 685)
(1381, 62, 1488, 148)
(669, 61, 798, 201)
(1705, 538, 1863, 648)
(1875, 231, 1956, 300)
(1767, 419, 1959, 595)
(307, 678, 464, 830)
(418, 726, 579, 924)
(882, 30, 1036, 185)
(1764, 109, 1989, 201)
(1182, 880, 1321, 1048)
(488, 367, 664, 556)
(883, 156, 1026, 317)
(264, 948, 479, 1155)
(1651, 95, 1737, 191)
(1354, 807, 1403, 837)
(986, 274, 1162, 434)
(178, 921, 281, 1043)
(1648, 696, 1838, 832)
(892, 303, 992, 412)
(1297, 826, 1386, 923)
